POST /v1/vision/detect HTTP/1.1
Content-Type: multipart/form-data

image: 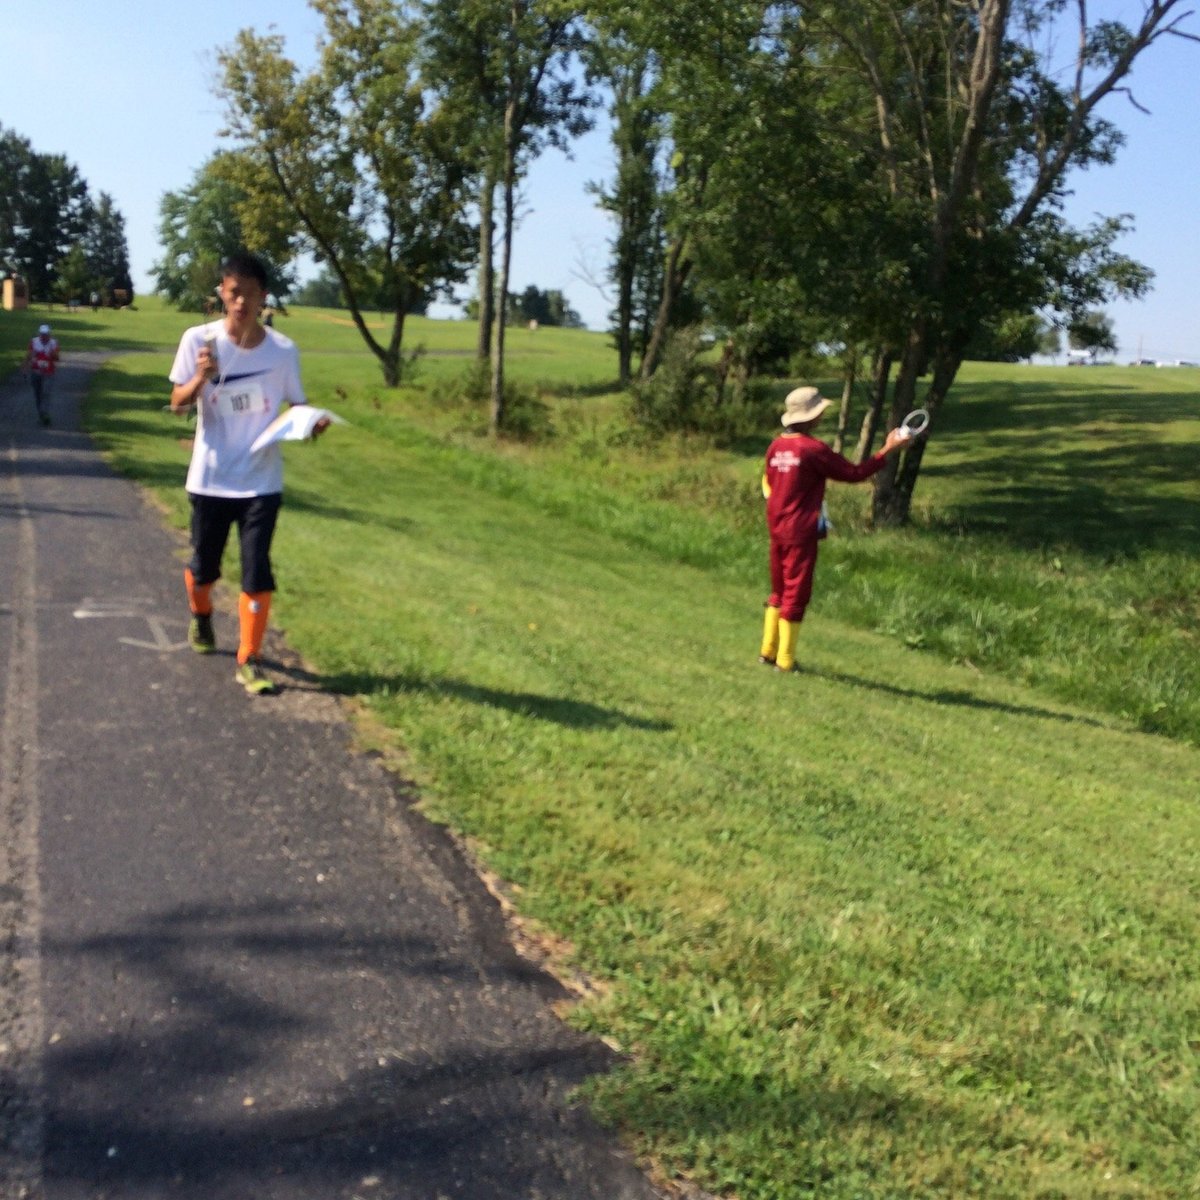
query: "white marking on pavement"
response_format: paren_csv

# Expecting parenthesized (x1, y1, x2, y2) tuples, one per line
(73, 598, 157, 619)
(119, 616, 190, 653)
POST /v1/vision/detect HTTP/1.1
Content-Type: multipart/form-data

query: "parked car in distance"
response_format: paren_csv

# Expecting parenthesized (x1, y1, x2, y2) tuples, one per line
(1129, 358, 1156, 366)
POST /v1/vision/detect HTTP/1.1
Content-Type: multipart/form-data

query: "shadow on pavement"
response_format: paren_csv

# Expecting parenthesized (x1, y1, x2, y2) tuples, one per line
(43, 898, 628, 1199)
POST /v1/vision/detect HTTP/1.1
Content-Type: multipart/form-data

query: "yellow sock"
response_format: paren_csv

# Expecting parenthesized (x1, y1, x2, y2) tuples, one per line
(184, 568, 212, 616)
(776, 619, 799, 671)
(237, 591, 272, 664)
(760, 605, 780, 661)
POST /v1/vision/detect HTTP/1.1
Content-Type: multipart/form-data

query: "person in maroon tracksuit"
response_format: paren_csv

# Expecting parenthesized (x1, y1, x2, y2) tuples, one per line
(759, 386, 909, 672)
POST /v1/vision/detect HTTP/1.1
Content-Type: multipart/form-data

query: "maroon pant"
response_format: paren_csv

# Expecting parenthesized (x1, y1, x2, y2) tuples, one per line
(768, 537, 818, 622)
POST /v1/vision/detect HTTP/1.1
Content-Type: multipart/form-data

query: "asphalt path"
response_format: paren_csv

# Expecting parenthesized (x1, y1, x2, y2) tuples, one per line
(0, 356, 663, 1200)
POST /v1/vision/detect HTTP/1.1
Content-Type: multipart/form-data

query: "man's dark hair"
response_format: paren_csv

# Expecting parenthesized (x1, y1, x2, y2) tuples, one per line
(219, 251, 268, 290)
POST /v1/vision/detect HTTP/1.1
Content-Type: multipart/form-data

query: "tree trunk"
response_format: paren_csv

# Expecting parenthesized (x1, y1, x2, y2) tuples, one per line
(476, 173, 496, 361)
(888, 346, 962, 522)
(713, 337, 736, 405)
(871, 329, 926, 525)
(871, 331, 962, 527)
(380, 306, 406, 388)
(854, 348, 891, 462)
(832, 348, 857, 456)
(616, 263, 634, 387)
(639, 235, 691, 381)
(490, 112, 516, 435)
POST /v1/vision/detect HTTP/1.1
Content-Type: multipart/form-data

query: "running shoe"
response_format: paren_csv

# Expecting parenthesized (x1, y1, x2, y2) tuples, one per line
(235, 658, 279, 696)
(188, 613, 216, 654)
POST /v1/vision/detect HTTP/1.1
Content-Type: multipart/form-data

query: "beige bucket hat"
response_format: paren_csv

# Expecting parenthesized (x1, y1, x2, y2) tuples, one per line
(781, 385, 831, 427)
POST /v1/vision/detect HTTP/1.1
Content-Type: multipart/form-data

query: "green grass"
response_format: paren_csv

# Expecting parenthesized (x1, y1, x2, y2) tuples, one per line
(59, 303, 1200, 1198)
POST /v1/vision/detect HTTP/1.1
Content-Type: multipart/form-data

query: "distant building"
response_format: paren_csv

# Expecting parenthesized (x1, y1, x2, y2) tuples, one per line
(2, 275, 29, 311)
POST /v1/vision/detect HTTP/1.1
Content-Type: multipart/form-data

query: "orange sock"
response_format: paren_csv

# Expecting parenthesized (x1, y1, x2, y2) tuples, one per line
(237, 591, 272, 664)
(184, 568, 213, 616)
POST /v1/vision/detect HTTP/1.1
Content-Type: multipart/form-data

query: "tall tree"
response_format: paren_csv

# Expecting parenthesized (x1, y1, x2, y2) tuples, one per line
(218, 0, 475, 386)
(510, 284, 583, 326)
(605, 1, 786, 381)
(585, 28, 665, 385)
(0, 126, 93, 300)
(1068, 310, 1117, 356)
(423, 0, 593, 432)
(797, 0, 1189, 525)
(84, 192, 134, 301)
(154, 151, 296, 310)
(420, 0, 502, 361)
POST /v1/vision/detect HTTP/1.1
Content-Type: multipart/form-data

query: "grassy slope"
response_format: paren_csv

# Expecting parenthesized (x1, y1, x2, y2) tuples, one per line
(16, 299, 1199, 1198)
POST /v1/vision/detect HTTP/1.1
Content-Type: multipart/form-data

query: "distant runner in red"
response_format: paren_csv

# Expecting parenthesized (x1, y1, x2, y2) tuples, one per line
(22, 323, 59, 426)
(760, 386, 908, 673)
(168, 251, 328, 695)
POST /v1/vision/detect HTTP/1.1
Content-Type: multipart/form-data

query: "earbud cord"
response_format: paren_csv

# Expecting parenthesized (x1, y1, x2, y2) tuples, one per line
(213, 319, 250, 394)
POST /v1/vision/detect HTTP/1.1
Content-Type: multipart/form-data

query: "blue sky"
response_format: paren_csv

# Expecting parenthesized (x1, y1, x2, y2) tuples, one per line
(2, 2, 1196, 360)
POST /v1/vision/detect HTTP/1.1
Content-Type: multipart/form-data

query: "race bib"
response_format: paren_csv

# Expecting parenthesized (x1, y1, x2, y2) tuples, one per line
(213, 379, 268, 420)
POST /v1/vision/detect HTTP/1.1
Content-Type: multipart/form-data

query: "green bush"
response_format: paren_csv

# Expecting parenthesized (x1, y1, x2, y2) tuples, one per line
(628, 326, 713, 436)
(429, 361, 554, 442)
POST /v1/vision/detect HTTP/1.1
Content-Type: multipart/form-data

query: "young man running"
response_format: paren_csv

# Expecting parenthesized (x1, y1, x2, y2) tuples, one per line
(168, 252, 325, 695)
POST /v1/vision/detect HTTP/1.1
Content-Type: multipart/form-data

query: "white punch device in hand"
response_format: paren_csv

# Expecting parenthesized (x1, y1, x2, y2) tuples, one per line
(897, 408, 930, 440)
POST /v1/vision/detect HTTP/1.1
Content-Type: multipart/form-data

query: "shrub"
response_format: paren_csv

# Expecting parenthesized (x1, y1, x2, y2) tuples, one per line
(628, 327, 712, 436)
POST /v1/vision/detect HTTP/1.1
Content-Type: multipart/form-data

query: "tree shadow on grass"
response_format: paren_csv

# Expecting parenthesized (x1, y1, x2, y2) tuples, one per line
(321, 669, 674, 733)
(283, 488, 418, 535)
(605, 1054, 1070, 1198)
(807, 665, 1106, 731)
(925, 436, 1200, 557)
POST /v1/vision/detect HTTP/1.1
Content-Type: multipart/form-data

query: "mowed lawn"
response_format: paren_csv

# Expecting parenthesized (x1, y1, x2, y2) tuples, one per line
(11, 298, 1199, 1198)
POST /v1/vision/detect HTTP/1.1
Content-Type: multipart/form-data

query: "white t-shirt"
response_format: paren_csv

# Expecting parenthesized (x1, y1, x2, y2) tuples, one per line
(169, 321, 307, 498)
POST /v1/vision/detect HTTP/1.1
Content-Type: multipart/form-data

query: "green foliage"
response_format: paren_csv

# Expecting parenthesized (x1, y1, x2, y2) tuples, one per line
(1068, 310, 1117, 355)
(217, 0, 476, 385)
(153, 151, 296, 311)
(431, 359, 554, 441)
(628, 326, 782, 444)
(420, 0, 595, 431)
(628, 326, 712, 436)
(964, 311, 1054, 362)
(290, 268, 345, 309)
(0, 124, 129, 302)
(83, 192, 134, 301)
(599, 1, 1191, 521)
(583, 25, 666, 381)
(509, 284, 584, 328)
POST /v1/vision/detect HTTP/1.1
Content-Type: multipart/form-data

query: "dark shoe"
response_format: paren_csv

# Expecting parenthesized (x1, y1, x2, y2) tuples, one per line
(188, 613, 216, 654)
(758, 654, 776, 666)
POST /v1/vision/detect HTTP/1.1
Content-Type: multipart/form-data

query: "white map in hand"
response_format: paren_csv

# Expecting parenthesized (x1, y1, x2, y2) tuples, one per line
(249, 406, 347, 453)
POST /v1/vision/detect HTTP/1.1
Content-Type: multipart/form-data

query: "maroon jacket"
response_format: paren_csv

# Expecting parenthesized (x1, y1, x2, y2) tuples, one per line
(764, 433, 888, 544)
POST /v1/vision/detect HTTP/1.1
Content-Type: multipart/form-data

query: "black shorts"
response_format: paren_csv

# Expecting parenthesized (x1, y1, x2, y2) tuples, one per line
(187, 492, 282, 594)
